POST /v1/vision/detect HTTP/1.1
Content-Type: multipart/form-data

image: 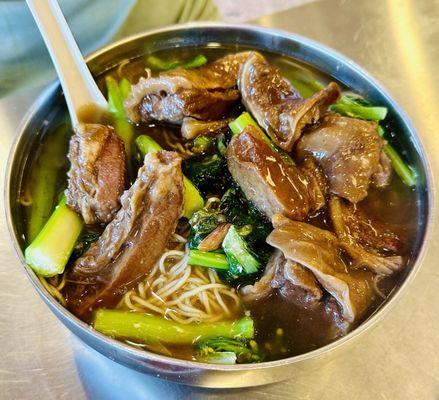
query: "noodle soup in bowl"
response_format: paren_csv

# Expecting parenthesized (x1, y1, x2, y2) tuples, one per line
(5, 24, 432, 387)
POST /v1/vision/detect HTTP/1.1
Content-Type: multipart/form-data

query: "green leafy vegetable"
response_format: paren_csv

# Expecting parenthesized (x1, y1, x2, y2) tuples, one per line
(330, 94, 388, 121)
(188, 208, 224, 249)
(135, 134, 204, 218)
(188, 249, 229, 270)
(187, 195, 272, 279)
(182, 153, 231, 196)
(25, 195, 83, 277)
(93, 310, 254, 345)
(219, 186, 272, 247)
(222, 225, 261, 279)
(146, 54, 208, 71)
(196, 337, 262, 364)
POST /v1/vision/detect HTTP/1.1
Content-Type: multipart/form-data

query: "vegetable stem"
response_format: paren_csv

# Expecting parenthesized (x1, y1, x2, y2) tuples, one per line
(378, 126, 416, 186)
(188, 249, 229, 270)
(229, 111, 262, 136)
(330, 95, 388, 121)
(192, 135, 213, 152)
(135, 135, 204, 218)
(135, 135, 162, 154)
(26, 123, 70, 242)
(25, 195, 83, 277)
(182, 54, 208, 69)
(382, 144, 416, 187)
(105, 76, 134, 159)
(146, 54, 208, 71)
(93, 310, 254, 344)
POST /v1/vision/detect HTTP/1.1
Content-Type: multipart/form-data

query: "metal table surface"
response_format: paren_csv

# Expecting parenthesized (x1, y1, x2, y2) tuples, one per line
(1, 0, 438, 399)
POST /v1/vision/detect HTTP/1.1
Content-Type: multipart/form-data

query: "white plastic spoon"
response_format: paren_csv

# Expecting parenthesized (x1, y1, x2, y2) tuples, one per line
(26, 0, 108, 126)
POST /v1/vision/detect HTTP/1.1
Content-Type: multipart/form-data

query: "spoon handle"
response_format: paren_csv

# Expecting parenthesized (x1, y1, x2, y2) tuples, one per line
(26, 0, 108, 125)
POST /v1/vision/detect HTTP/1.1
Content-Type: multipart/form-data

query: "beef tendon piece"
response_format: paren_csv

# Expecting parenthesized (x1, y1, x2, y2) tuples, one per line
(329, 196, 403, 275)
(267, 214, 374, 324)
(227, 125, 327, 221)
(296, 113, 390, 203)
(181, 117, 233, 140)
(125, 52, 251, 124)
(65, 151, 184, 316)
(238, 51, 340, 151)
(240, 250, 323, 307)
(66, 123, 126, 225)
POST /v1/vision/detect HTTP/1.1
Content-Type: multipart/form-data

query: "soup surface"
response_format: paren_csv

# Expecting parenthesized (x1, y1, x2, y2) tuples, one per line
(19, 46, 421, 363)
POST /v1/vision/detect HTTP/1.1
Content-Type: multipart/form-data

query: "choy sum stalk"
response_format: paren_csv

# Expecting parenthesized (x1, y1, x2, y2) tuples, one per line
(146, 54, 208, 71)
(26, 123, 70, 242)
(188, 249, 229, 270)
(25, 195, 83, 277)
(93, 310, 254, 345)
(377, 126, 416, 187)
(106, 76, 134, 168)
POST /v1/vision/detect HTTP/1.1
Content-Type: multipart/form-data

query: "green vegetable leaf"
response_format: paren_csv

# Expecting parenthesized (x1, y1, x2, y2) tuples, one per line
(222, 225, 261, 278)
(219, 186, 272, 248)
(182, 153, 231, 196)
(196, 337, 262, 364)
(188, 208, 224, 249)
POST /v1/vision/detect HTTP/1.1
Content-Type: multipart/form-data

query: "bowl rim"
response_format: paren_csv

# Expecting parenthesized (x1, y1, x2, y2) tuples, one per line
(4, 21, 435, 372)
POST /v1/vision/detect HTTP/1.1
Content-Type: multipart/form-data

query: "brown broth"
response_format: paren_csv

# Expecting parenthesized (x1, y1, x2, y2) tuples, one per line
(20, 46, 421, 363)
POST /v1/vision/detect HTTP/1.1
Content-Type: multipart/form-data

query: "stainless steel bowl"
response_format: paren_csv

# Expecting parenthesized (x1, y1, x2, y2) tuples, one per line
(5, 23, 433, 388)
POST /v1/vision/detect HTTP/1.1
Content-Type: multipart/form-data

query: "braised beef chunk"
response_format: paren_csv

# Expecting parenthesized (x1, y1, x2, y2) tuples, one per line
(181, 117, 233, 140)
(241, 250, 323, 306)
(299, 157, 328, 212)
(238, 52, 340, 151)
(227, 125, 327, 221)
(125, 52, 250, 124)
(267, 214, 374, 323)
(296, 113, 389, 203)
(65, 151, 184, 316)
(329, 196, 403, 275)
(65, 123, 126, 225)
